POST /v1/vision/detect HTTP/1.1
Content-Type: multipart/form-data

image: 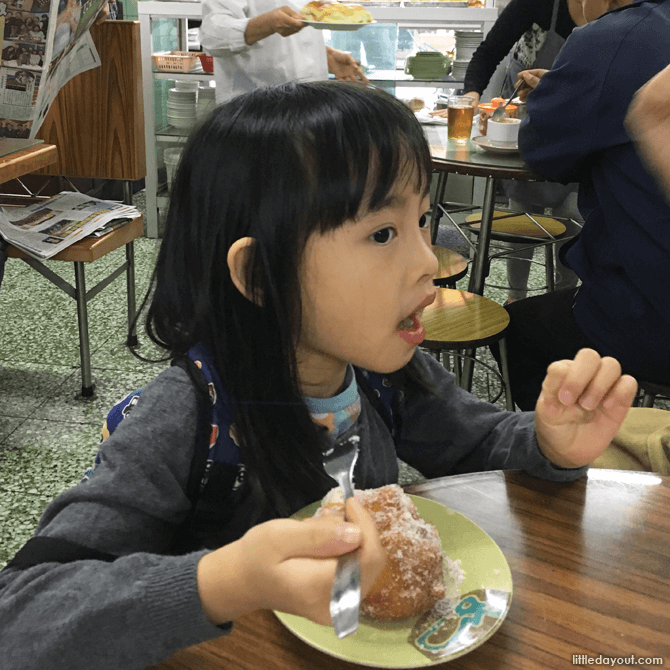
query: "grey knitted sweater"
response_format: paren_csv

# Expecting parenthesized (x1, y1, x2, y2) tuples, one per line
(0, 351, 585, 669)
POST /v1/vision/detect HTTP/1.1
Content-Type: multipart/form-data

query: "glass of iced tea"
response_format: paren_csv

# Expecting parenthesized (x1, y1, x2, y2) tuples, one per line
(447, 95, 475, 144)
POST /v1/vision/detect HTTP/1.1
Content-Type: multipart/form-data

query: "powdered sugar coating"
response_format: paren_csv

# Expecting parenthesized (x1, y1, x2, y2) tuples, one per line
(317, 484, 446, 620)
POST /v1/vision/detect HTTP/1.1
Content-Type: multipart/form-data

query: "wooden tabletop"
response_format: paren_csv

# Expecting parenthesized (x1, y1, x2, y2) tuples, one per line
(150, 470, 670, 670)
(0, 143, 57, 184)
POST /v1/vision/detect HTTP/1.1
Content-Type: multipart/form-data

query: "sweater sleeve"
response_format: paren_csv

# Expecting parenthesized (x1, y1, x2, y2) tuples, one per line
(396, 351, 587, 482)
(463, 0, 553, 95)
(200, 0, 252, 55)
(0, 367, 229, 670)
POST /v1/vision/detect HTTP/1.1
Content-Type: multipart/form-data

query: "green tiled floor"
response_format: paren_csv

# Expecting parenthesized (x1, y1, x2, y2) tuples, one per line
(0, 227, 169, 564)
(0, 206, 554, 566)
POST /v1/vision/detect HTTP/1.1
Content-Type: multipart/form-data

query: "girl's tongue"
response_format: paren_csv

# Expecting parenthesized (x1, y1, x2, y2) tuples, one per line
(398, 312, 426, 345)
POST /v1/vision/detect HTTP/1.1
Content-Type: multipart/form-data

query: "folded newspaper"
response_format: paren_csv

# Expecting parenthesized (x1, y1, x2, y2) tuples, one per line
(0, 192, 140, 261)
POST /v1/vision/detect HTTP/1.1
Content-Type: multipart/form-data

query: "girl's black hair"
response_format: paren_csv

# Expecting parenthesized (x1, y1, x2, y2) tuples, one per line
(136, 81, 434, 522)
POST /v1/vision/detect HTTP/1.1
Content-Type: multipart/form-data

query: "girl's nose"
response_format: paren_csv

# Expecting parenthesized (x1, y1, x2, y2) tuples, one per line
(414, 230, 439, 282)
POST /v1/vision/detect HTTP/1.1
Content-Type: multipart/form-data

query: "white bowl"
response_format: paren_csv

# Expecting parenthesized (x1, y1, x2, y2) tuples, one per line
(487, 118, 521, 146)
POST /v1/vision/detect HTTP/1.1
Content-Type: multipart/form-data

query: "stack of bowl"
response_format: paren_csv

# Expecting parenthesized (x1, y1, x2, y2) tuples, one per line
(196, 85, 216, 122)
(167, 82, 198, 129)
(452, 30, 483, 80)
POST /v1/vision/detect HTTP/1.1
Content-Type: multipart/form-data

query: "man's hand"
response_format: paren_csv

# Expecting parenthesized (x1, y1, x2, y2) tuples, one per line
(626, 63, 670, 199)
(245, 6, 305, 46)
(517, 69, 549, 101)
(326, 46, 369, 83)
(535, 348, 638, 469)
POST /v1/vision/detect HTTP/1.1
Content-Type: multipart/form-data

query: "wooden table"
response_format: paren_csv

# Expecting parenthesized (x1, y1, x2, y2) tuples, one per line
(151, 470, 670, 670)
(0, 142, 57, 183)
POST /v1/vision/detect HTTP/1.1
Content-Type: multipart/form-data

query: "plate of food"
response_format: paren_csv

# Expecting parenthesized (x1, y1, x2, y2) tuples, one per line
(301, 1, 375, 29)
(472, 135, 519, 154)
(302, 19, 377, 29)
(274, 485, 513, 668)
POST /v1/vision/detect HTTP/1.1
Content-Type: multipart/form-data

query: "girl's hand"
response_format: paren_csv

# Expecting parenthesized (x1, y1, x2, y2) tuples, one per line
(197, 497, 385, 626)
(517, 69, 549, 101)
(326, 46, 369, 83)
(535, 348, 638, 469)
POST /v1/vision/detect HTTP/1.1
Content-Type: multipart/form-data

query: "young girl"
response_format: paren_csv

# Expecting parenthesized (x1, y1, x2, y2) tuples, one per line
(0, 81, 636, 670)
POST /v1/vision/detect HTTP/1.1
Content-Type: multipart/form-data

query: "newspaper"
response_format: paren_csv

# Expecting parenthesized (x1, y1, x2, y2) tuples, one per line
(0, 0, 106, 139)
(0, 191, 139, 259)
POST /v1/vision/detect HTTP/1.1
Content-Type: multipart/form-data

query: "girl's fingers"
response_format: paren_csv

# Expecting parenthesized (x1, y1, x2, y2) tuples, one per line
(601, 374, 638, 410)
(575, 356, 624, 410)
(553, 348, 602, 406)
(345, 498, 386, 597)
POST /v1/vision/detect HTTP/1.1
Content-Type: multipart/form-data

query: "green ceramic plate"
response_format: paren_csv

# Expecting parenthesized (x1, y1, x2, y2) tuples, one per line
(274, 495, 513, 668)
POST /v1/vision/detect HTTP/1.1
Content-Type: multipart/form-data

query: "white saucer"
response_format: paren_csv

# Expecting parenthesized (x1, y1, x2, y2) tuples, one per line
(303, 20, 376, 30)
(473, 135, 518, 154)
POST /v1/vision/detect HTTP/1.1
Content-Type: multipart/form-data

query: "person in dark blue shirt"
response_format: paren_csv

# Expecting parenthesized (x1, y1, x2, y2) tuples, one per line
(497, 0, 670, 411)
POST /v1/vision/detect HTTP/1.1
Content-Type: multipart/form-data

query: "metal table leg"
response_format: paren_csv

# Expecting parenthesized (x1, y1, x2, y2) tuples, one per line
(125, 241, 138, 347)
(430, 171, 448, 245)
(467, 176, 497, 296)
(73, 261, 94, 396)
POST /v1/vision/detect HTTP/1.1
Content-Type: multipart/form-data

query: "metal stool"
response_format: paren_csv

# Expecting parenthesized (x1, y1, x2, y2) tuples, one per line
(422, 288, 514, 410)
(432, 245, 468, 288)
(456, 209, 582, 295)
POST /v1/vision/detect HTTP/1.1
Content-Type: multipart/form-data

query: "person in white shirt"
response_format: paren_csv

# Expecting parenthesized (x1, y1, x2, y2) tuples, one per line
(200, 0, 368, 103)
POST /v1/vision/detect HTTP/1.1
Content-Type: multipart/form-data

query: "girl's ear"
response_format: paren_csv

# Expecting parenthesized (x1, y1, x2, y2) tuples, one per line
(227, 237, 262, 304)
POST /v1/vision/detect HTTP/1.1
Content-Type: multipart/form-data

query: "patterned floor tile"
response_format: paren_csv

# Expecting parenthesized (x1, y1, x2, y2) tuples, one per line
(0, 237, 160, 368)
(0, 420, 101, 566)
(0, 361, 74, 419)
(30, 364, 169, 425)
(0, 416, 22, 446)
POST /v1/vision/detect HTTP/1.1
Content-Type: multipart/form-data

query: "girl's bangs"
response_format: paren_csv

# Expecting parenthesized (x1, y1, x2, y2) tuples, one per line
(294, 85, 432, 235)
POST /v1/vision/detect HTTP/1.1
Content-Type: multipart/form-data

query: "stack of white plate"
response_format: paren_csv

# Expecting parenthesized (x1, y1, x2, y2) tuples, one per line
(196, 85, 216, 121)
(454, 30, 483, 62)
(451, 60, 470, 81)
(167, 87, 197, 129)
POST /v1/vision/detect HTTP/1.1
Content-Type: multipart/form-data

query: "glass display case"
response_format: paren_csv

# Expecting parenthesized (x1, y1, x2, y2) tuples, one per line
(139, 0, 499, 237)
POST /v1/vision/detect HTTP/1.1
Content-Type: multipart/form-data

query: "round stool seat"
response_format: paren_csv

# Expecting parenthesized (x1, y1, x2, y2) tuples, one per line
(432, 245, 468, 287)
(422, 288, 510, 349)
(465, 210, 566, 238)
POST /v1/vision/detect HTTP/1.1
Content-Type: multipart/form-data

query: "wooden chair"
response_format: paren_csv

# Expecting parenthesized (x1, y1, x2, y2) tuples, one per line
(422, 288, 514, 410)
(432, 245, 468, 288)
(6, 217, 142, 396)
(5, 21, 146, 397)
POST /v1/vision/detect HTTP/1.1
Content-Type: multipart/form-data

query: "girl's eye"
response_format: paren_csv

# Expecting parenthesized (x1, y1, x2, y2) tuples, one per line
(419, 213, 429, 228)
(371, 227, 396, 244)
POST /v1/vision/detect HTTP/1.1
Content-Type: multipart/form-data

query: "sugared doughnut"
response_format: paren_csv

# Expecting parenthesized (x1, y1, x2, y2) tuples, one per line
(316, 484, 446, 620)
(300, 1, 374, 23)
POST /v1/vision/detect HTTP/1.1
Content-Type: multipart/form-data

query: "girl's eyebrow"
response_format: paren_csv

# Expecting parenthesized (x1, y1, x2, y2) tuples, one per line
(366, 187, 431, 215)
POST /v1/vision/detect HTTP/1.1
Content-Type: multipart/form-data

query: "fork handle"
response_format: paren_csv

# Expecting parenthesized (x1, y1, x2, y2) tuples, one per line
(330, 551, 361, 639)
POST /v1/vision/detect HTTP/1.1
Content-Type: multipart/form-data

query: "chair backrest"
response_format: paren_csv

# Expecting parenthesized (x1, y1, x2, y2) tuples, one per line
(36, 20, 145, 181)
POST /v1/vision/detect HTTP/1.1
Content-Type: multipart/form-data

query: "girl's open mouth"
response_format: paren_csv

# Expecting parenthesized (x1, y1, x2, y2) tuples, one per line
(398, 311, 426, 345)
(397, 293, 435, 346)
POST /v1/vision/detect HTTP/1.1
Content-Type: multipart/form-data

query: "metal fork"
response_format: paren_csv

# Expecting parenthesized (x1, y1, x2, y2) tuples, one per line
(321, 433, 361, 638)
